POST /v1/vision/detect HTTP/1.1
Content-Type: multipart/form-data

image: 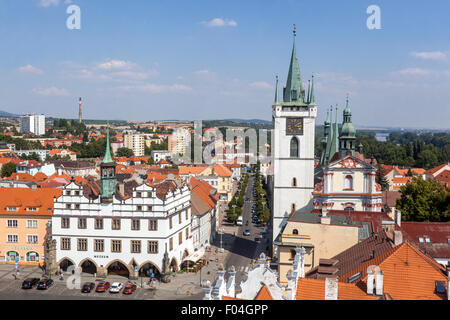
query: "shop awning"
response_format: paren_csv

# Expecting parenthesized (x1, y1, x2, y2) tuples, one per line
(183, 247, 206, 263)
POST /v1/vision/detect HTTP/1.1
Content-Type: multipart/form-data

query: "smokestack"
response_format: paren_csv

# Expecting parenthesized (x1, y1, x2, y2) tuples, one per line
(78, 97, 82, 124)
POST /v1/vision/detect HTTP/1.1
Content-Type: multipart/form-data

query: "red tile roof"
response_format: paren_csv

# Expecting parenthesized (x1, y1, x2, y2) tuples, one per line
(0, 188, 62, 216)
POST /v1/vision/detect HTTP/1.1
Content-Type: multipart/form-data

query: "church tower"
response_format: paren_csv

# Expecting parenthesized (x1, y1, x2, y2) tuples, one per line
(272, 26, 318, 244)
(100, 125, 116, 203)
(339, 96, 356, 158)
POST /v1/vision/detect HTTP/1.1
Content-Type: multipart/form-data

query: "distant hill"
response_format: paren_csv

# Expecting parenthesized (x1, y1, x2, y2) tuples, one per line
(223, 118, 272, 125)
(0, 110, 19, 117)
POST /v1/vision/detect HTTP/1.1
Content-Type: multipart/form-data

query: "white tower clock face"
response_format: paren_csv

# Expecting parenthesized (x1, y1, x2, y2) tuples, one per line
(286, 117, 304, 135)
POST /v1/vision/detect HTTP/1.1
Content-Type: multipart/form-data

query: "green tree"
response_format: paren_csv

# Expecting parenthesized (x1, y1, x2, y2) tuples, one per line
(396, 176, 450, 222)
(116, 147, 134, 158)
(1, 162, 16, 178)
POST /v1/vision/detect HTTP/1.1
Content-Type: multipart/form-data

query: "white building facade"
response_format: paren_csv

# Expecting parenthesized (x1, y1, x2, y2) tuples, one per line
(51, 180, 194, 279)
(20, 114, 45, 136)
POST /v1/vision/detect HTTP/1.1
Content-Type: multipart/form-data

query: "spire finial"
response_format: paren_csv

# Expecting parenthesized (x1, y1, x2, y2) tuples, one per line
(293, 24, 296, 37)
(274, 75, 279, 104)
(346, 93, 349, 108)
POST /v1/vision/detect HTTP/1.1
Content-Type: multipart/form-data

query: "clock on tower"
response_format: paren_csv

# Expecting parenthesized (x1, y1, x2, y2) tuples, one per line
(286, 117, 304, 135)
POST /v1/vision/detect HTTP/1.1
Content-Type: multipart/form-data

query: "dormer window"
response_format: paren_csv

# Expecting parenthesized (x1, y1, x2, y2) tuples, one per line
(418, 237, 424, 243)
(7, 207, 18, 212)
(424, 237, 431, 243)
(26, 207, 37, 212)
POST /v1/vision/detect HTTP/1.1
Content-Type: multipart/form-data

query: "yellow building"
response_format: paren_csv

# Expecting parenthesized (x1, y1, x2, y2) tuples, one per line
(275, 210, 368, 284)
(0, 188, 61, 265)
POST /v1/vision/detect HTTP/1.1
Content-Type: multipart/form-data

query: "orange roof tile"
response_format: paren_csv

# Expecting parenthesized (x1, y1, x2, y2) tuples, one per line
(213, 164, 232, 177)
(340, 242, 448, 300)
(178, 166, 208, 175)
(254, 285, 273, 300)
(0, 188, 62, 216)
(296, 278, 377, 300)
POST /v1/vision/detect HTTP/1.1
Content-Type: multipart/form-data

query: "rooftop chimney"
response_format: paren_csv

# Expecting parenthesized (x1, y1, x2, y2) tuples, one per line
(395, 210, 401, 227)
(324, 277, 338, 300)
(375, 270, 384, 296)
(393, 230, 403, 246)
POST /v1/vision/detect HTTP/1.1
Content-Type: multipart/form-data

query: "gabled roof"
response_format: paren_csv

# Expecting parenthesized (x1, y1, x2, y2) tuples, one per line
(327, 154, 376, 171)
(0, 188, 62, 216)
(306, 230, 395, 280)
(340, 242, 448, 300)
(426, 163, 450, 175)
(213, 164, 232, 177)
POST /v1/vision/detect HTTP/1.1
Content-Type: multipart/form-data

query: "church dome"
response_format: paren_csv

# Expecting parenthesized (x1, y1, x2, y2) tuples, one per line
(340, 121, 356, 138)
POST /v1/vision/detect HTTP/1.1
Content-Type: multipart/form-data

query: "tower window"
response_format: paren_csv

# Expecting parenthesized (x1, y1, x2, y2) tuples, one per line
(290, 137, 299, 158)
(293, 229, 299, 235)
(291, 90, 297, 101)
(291, 203, 296, 213)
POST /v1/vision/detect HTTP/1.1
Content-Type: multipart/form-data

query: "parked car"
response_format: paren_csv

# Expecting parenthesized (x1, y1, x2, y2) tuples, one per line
(109, 282, 123, 293)
(37, 278, 54, 290)
(95, 281, 110, 292)
(243, 228, 251, 236)
(22, 278, 40, 289)
(236, 216, 243, 226)
(81, 282, 96, 293)
(123, 283, 137, 295)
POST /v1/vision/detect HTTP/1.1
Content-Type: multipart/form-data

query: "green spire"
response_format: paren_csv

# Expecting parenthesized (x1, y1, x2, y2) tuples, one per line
(102, 123, 114, 164)
(339, 94, 357, 157)
(283, 24, 305, 103)
(309, 74, 316, 105)
(274, 75, 279, 104)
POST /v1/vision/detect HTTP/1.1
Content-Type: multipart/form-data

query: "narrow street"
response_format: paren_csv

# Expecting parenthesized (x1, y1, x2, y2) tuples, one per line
(223, 173, 270, 289)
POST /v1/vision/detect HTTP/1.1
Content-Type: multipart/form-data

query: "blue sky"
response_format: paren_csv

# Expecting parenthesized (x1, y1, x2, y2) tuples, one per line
(0, 0, 449, 128)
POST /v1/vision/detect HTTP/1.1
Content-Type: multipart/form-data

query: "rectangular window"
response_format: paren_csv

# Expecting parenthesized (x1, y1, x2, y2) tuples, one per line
(61, 238, 71, 250)
(61, 217, 70, 229)
(7, 220, 18, 228)
(95, 218, 103, 230)
(75, 191, 80, 196)
(149, 219, 158, 231)
(7, 234, 18, 243)
(148, 241, 158, 254)
(112, 218, 121, 230)
(27, 220, 38, 229)
(111, 240, 122, 253)
(66, 204, 71, 209)
(94, 239, 104, 252)
(131, 219, 140, 231)
(169, 217, 173, 229)
(7, 207, 17, 212)
(169, 238, 173, 251)
(77, 238, 88, 251)
(179, 212, 182, 224)
(147, 205, 152, 211)
(136, 192, 142, 197)
(65, 190, 71, 196)
(78, 218, 87, 229)
(27, 207, 37, 212)
(75, 204, 80, 210)
(131, 240, 141, 253)
(27, 235, 38, 244)
(179, 232, 183, 245)
(186, 228, 189, 240)
(136, 205, 142, 211)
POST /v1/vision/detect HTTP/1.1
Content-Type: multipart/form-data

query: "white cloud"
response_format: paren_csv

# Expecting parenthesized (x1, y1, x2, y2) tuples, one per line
(194, 69, 212, 75)
(96, 59, 137, 71)
(32, 87, 70, 96)
(117, 83, 192, 93)
(390, 68, 432, 77)
(18, 64, 44, 75)
(39, 0, 59, 7)
(410, 51, 447, 61)
(249, 81, 272, 90)
(201, 18, 237, 27)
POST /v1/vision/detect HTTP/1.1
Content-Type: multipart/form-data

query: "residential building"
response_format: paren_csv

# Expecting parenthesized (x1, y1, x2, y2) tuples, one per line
(20, 114, 45, 136)
(189, 177, 219, 251)
(16, 149, 50, 161)
(0, 188, 62, 265)
(124, 133, 145, 157)
(275, 209, 370, 284)
(151, 150, 170, 163)
(168, 128, 190, 156)
(49, 149, 77, 161)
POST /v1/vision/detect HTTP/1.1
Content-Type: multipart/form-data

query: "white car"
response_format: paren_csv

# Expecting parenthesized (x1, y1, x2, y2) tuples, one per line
(109, 282, 123, 293)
